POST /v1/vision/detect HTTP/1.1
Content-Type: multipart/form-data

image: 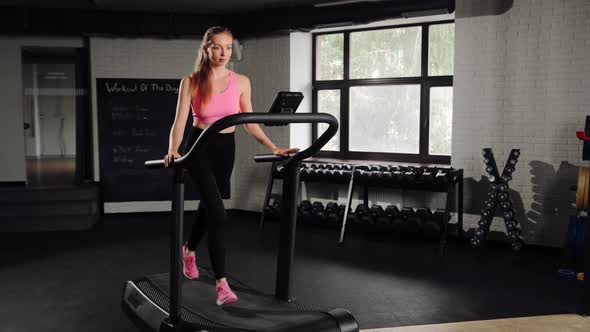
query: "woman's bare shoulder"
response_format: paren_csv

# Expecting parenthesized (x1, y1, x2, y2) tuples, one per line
(233, 72, 250, 83)
(233, 72, 251, 92)
(181, 74, 194, 84)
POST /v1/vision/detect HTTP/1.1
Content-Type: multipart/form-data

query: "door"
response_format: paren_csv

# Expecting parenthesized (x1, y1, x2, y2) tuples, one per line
(21, 47, 91, 187)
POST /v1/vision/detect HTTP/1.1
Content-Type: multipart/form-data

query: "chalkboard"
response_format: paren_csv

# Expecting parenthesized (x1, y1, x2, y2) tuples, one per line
(97, 78, 198, 202)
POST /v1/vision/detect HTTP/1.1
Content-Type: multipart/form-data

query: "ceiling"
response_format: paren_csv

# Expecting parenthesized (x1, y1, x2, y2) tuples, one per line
(1, 0, 351, 14)
(0, 0, 455, 37)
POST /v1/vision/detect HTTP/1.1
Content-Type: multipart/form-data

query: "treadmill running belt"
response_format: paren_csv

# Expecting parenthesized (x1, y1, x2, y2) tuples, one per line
(138, 270, 344, 331)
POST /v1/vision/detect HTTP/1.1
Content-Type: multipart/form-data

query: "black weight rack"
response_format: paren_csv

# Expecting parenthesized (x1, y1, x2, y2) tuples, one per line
(259, 161, 464, 256)
(259, 161, 354, 230)
(340, 165, 463, 256)
(469, 148, 524, 251)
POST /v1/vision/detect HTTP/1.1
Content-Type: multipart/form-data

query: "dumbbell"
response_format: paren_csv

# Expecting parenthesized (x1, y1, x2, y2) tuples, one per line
(478, 227, 488, 236)
(312, 201, 326, 222)
(368, 165, 381, 172)
(481, 208, 494, 220)
(488, 191, 498, 200)
(470, 235, 482, 248)
(435, 169, 452, 184)
(272, 164, 286, 178)
(371, 205, 391, 230)
(484, 199, 496, 209)
(500, 200, 512, 210)
(416, 208, 437, 237)
(469, 228, 486, 247)
(419, 168, 437, 183)
(503, 209, 514, 219)
(263, 199, 281, 219)
(432, 209, 449, 231)
(498, 192, 508, 201)
(505, 220, 518, 231)
(353, 169, 366, 181)
(328, 169, 344, 181)
(361, 168, 374, 182)
(400, 207, 420, 233)
(511, 239, 524, 251)
(382, 205, 401, 232)
(402, 168, 419, 182)
(302, 168, 315, 180)
(415, 208, 433, 222)
(485, 165, 495, 174)
(337, 169, 350, 180)
(368, 170, 383, 183)
(508, 229, 521, 240)
(355, 204, 375, 225)
(384, 205, 400, 220)
(313, 169, 325, 179)
(478, 217, 491, 228)
(390, 169, 403, 183)
(298, 200, 313, 223)
(325, 202, 341, 225)
(380, 168, 394, 183)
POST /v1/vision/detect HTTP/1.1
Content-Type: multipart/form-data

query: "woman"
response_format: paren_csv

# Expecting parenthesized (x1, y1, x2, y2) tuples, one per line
(163, 26, 299, 306)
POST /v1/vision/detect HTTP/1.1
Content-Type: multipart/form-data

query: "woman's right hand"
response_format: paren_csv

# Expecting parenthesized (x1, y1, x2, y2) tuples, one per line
(164, 151, 181, 168)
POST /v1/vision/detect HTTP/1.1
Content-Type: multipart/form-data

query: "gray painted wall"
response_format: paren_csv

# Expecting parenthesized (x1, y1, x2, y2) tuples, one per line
(230, 35, 291, 211)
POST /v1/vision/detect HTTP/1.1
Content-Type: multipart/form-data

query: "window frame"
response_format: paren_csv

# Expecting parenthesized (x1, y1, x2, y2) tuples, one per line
(312, 20, 454, 164)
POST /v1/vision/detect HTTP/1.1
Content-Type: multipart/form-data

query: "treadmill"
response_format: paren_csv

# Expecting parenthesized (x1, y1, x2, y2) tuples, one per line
(121, 97, 359, 332)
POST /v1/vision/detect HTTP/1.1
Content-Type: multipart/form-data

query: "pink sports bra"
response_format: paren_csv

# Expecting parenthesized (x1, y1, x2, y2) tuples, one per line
(192, 71, 241, 124)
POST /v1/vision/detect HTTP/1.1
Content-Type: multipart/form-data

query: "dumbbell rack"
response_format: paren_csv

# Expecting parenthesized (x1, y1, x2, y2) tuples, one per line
(340, 165, 463, 256)
(258, 161, 354, 231)
(469, 148, 524, 251)
(260, 161, 464, 256)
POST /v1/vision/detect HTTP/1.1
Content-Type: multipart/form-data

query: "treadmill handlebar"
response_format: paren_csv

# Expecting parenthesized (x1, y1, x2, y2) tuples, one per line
(145, 113, 338, 169)
(253, 153, 286, 163)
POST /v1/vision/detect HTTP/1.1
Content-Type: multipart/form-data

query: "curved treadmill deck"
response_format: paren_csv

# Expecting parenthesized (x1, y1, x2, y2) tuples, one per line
(122, 269, 357, 332)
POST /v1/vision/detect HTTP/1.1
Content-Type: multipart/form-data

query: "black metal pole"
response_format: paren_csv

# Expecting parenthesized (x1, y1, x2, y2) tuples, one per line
(259, 163, 276, 232)
(169, 167, 184, 327)
(275, 160, 301, 301)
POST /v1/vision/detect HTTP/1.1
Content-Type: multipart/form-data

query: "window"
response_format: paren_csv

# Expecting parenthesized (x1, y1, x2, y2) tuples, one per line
(312, 21, 454, 164)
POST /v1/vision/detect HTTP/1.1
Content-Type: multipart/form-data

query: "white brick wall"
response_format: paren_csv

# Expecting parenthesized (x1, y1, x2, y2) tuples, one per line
(454, 0, 590, 246)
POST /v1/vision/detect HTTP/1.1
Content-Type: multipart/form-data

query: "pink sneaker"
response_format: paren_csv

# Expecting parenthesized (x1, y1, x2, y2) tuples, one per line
(182, 245, 199, 280)
(216, 280, 238, 306)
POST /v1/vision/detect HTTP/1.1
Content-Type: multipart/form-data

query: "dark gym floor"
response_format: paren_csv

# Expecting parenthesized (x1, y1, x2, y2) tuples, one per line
(0, 210, 584, 332)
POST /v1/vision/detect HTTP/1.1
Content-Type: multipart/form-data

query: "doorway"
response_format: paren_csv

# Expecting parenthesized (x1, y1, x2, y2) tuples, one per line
(21, 46, 91, 187)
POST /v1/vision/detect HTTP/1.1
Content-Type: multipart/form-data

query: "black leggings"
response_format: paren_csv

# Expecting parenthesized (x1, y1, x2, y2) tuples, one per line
(182, 126, 235, 280)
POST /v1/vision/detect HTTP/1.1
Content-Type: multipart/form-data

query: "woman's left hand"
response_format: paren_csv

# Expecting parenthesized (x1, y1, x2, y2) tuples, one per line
(272, 147, 301, 157)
